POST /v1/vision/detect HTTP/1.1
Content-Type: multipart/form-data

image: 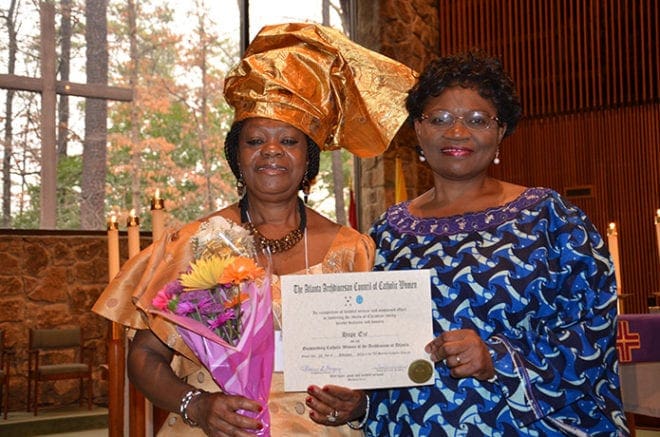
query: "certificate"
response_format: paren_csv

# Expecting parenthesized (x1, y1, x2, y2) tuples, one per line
(281, 269, 434, 391)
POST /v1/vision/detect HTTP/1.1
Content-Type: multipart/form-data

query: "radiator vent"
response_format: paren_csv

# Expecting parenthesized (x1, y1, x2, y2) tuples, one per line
(564, 186, 594, 199)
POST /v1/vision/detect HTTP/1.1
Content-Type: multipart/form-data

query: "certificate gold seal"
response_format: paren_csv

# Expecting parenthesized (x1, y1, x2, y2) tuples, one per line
(408, 359, 433, 383)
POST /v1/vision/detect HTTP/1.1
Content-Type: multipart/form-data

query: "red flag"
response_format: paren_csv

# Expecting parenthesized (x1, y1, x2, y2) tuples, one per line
(348, 188, 358, 229)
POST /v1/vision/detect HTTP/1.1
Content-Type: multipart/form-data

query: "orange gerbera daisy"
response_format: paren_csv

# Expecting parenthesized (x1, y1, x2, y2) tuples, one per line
(224, 291, 250, 309)
(218, 256, 265, 285)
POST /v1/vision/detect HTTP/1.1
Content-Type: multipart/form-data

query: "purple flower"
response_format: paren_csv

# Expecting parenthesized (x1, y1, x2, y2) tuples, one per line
(209, 309, 236, 330)
(183, 289, 213, 302)
(202, 302, 226, 316)
(164, 280, 184, 295)
(196, 296, 216, 314)
(174, 300, 197, 316)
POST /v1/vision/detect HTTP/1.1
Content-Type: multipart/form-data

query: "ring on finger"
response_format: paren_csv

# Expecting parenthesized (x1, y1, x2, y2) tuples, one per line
(455, 354, 462, 364)
(327, 409, 338, 423)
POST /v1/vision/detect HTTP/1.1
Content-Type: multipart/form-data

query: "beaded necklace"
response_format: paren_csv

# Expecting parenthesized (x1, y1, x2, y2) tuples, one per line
(239, 196, 307, 254)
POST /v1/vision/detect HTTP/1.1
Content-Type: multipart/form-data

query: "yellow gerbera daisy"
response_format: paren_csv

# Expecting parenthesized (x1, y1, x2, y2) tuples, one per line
(180, 256, 234, 290)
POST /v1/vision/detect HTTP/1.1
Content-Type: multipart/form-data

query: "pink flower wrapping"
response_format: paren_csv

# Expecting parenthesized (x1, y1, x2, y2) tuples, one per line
(150, 217, 274, 435)
(159, 279, 273, 434)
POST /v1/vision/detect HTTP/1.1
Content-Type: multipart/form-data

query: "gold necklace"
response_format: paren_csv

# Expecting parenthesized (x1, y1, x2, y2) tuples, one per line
(239, 196, 306, 254)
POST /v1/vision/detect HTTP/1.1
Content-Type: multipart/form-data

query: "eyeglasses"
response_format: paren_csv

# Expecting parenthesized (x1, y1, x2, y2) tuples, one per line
(419, 110, 501, 131)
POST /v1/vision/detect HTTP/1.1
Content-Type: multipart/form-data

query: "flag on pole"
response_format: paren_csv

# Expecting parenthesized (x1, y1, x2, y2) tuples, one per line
(395, 157, 407, 203)
(348, 188, 358, 229)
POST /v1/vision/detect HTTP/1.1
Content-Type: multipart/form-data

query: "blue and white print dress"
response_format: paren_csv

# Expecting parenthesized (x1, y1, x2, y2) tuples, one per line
(366, 188, 628, 437)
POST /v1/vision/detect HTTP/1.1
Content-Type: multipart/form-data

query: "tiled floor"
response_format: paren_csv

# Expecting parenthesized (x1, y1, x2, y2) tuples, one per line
(1, 405, 107, 421)
(36, 430, 107, 437)
(0, 405, 107, 437)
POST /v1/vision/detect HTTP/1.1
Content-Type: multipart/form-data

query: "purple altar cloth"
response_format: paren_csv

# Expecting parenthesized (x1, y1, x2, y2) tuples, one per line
(617, 314, 660, 363)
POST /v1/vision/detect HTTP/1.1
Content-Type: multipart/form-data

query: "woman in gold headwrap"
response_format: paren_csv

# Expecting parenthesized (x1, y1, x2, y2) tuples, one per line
(93, 23, 416, 436)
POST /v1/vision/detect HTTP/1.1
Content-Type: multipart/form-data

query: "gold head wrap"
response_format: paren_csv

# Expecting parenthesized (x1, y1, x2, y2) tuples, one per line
(223, 22, 417, 157)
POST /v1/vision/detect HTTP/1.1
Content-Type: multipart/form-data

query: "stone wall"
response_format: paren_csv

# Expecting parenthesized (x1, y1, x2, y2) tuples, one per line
(354, 0, 439, 229)
(0, 230, 149, 412)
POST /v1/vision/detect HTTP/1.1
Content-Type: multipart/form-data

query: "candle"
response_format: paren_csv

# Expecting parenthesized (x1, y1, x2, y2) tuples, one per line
(655, 209, 660, 265)
(151, 189, 165, 241)
(607, 222, 623, 313)
(127, 209, 141, 258)
(107, 214, 120, 281)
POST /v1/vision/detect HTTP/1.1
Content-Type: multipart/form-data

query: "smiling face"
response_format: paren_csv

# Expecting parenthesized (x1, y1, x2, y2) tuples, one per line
(414, 87, 507, 183)
(238, 117, 309, 202)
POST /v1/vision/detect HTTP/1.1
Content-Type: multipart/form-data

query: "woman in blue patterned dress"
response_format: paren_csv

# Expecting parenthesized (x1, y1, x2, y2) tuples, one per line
(360, 50, 629, 436)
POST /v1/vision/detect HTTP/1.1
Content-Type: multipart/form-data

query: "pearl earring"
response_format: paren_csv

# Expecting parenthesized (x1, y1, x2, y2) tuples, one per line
(416, 146, 426, 162)
(493, 149, 501, 165)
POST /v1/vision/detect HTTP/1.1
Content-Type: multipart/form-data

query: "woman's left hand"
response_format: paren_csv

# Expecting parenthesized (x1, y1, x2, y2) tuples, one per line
(305, 385, 366, 427)
(425, 328, 495, 381)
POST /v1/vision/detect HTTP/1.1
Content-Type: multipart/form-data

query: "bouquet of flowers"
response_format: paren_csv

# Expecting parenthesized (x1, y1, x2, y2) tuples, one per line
(151, 216, 274, 435)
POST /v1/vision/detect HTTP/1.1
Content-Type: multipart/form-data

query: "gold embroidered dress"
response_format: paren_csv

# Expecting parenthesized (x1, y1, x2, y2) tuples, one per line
(93, 217, 374, 436)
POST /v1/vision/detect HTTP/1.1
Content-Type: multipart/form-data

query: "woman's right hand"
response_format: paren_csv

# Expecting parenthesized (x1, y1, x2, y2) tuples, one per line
(128, 330, 264, 436)
(188, 391, 265, 436)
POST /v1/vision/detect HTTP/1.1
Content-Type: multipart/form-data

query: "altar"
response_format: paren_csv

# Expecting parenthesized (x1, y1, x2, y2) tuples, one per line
(617, 313, 660, 418)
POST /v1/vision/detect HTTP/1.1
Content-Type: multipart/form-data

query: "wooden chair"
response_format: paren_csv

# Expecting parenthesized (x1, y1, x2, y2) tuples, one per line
(0, 330, 11, 419)
(27, 327, 93, 415)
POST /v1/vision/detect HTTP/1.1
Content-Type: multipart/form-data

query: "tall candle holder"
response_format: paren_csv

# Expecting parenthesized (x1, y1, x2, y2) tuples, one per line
(106, 211, 126, 437)
(127, 209, 147, 437)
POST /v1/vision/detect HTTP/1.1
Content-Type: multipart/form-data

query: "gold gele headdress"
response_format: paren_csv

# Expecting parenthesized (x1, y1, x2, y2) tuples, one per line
(223, 22, 417, 158)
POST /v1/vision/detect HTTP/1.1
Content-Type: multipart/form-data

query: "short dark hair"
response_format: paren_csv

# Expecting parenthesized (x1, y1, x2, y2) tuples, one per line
(224, 119, 321, 185)
(406, 49, 522, 137)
